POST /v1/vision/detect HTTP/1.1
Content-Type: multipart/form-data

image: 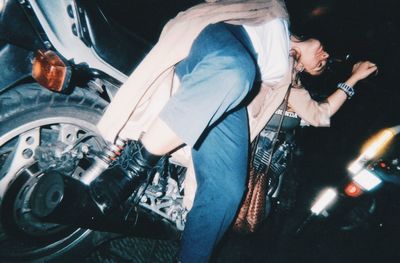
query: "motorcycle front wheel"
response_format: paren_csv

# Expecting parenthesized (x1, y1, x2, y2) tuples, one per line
(0, 83, 108, 262)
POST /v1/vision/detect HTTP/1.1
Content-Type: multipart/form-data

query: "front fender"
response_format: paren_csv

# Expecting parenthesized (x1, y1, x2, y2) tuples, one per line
(0, 42, 34, 94)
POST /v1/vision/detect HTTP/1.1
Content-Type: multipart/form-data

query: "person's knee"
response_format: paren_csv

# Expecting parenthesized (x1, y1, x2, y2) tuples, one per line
(220, 56, 256, 102)
(225, 53, 255, 82)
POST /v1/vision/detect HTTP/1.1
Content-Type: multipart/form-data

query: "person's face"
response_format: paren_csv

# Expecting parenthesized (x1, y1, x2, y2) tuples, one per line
(299, 39, 329, 75)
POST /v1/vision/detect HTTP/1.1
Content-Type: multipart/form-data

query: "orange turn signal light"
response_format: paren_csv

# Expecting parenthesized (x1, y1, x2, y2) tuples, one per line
(32, 50, 72, 92)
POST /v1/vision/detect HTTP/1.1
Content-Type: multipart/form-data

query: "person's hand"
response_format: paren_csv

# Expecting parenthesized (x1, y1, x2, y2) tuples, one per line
(347, 61, 378, 86)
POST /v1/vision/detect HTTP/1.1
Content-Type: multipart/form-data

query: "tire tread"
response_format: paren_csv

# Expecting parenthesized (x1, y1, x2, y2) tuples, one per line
(0, 83, 108, 128)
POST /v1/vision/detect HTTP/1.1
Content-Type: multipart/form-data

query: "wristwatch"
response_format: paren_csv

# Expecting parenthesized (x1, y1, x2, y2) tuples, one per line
(337, 82, 355, 99)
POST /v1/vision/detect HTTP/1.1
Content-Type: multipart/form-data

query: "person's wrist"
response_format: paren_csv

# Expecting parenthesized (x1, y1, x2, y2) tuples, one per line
(346, 76, 359, 87)
(337, 82, 355, 99)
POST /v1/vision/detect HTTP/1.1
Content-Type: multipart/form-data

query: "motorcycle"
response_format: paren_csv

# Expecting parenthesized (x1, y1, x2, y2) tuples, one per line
(296, 126, 400, 234)
(0, 0, 176, 261)
(0, 1, 299, 261)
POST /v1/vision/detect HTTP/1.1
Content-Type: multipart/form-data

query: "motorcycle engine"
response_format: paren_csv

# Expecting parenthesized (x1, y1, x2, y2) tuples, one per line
(135, 161, 188, 231)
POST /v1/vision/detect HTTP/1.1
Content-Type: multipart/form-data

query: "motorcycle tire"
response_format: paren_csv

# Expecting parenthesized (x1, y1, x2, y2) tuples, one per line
(0, 83, 109, 262)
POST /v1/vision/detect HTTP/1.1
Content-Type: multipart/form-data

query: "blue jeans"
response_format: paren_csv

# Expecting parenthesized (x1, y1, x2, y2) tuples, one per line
(159, 23, 256, 262)
(160, 23, 256, 148)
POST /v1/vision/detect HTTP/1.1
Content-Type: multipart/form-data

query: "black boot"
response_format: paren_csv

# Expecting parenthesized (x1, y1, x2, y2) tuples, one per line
(89, 140, 162, 214)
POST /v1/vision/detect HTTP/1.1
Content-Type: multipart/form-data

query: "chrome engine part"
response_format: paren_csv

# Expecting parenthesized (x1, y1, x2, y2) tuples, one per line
(138, 163, 187, 231)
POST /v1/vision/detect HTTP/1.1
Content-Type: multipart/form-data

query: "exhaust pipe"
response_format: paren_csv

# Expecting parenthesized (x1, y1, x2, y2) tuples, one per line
(30, 171, 181, 240)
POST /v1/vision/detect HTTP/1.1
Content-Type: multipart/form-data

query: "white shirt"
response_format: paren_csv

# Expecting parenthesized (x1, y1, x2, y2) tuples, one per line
(243, 18, 290, 85)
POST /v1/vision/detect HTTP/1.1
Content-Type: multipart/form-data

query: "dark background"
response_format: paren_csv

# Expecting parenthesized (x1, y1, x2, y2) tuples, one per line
(92, 0, 400, 262)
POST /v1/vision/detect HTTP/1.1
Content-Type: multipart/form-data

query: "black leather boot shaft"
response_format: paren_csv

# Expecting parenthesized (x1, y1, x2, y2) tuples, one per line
(90, 140, 162, 214)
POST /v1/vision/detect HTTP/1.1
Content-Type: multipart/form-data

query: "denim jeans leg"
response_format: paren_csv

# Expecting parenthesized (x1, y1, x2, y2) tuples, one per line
(179, 107, 249, 263)
(158, 23, 255, 262)
(159, 23, 256, 147)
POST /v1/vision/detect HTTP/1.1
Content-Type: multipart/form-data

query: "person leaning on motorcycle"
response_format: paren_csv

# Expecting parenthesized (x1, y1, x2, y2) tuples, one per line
(86, 0, 378, 262)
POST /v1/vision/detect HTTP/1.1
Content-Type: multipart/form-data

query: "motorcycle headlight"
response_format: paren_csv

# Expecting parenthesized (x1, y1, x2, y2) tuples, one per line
(352, 169, 382, 191)
(310, 188, 337, 215)
(348, 129, 395, 174)
(0, 0, 4, 13)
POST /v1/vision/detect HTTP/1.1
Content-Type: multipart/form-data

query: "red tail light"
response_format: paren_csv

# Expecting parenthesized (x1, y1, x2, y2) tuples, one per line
(32, 50, 72, 92)
(344, 181, 363, 197)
